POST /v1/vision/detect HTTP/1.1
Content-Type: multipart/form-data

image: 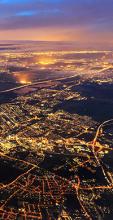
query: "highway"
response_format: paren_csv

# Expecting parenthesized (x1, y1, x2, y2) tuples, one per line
(0, 74, 77, 94)
(92, 118, 113, 148)
(92, 118, 113, 184)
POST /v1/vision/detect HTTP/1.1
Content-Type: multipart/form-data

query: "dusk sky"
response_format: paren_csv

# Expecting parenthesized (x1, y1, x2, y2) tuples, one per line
(0, 0, 113, 44)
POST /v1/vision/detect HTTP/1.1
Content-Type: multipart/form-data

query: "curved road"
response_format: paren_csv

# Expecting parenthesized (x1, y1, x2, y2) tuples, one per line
(92, 118, 113, 184)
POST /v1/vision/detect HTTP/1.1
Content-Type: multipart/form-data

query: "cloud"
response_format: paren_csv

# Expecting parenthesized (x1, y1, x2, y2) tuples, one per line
(0, 0, 113, 42)
(0, 0, 113, 28)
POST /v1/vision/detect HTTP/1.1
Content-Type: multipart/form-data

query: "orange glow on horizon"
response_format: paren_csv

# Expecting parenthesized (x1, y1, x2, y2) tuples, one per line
(0, 27, 112, 47)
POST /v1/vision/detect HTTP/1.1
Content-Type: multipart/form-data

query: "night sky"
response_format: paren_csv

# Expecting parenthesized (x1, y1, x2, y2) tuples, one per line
(0, 0, 113, 44)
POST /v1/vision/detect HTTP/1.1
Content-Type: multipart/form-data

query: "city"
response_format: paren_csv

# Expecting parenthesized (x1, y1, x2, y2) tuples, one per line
(0, 46, 113, 219)
(0, 0, 113, 219)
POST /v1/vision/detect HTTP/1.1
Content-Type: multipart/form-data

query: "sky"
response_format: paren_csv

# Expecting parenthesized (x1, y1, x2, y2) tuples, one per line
(0, 0, 113, 45)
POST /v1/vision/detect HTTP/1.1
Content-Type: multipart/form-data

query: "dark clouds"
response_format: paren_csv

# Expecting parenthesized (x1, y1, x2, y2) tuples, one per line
(0, 0, 113, 42)
(0, 0, 112, 29)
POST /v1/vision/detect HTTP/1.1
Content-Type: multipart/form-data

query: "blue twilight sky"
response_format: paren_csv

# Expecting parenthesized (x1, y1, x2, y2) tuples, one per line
(0, 0, 113, 44)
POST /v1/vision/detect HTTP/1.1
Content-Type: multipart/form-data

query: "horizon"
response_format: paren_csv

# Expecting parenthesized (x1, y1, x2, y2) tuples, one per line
(0, 40, 113, 51)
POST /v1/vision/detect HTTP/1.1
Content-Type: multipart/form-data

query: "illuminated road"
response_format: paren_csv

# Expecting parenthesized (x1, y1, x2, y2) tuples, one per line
(91, 118, 113, 184)
(0, 74, 77, 94)
(93, 118, 113, 146)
